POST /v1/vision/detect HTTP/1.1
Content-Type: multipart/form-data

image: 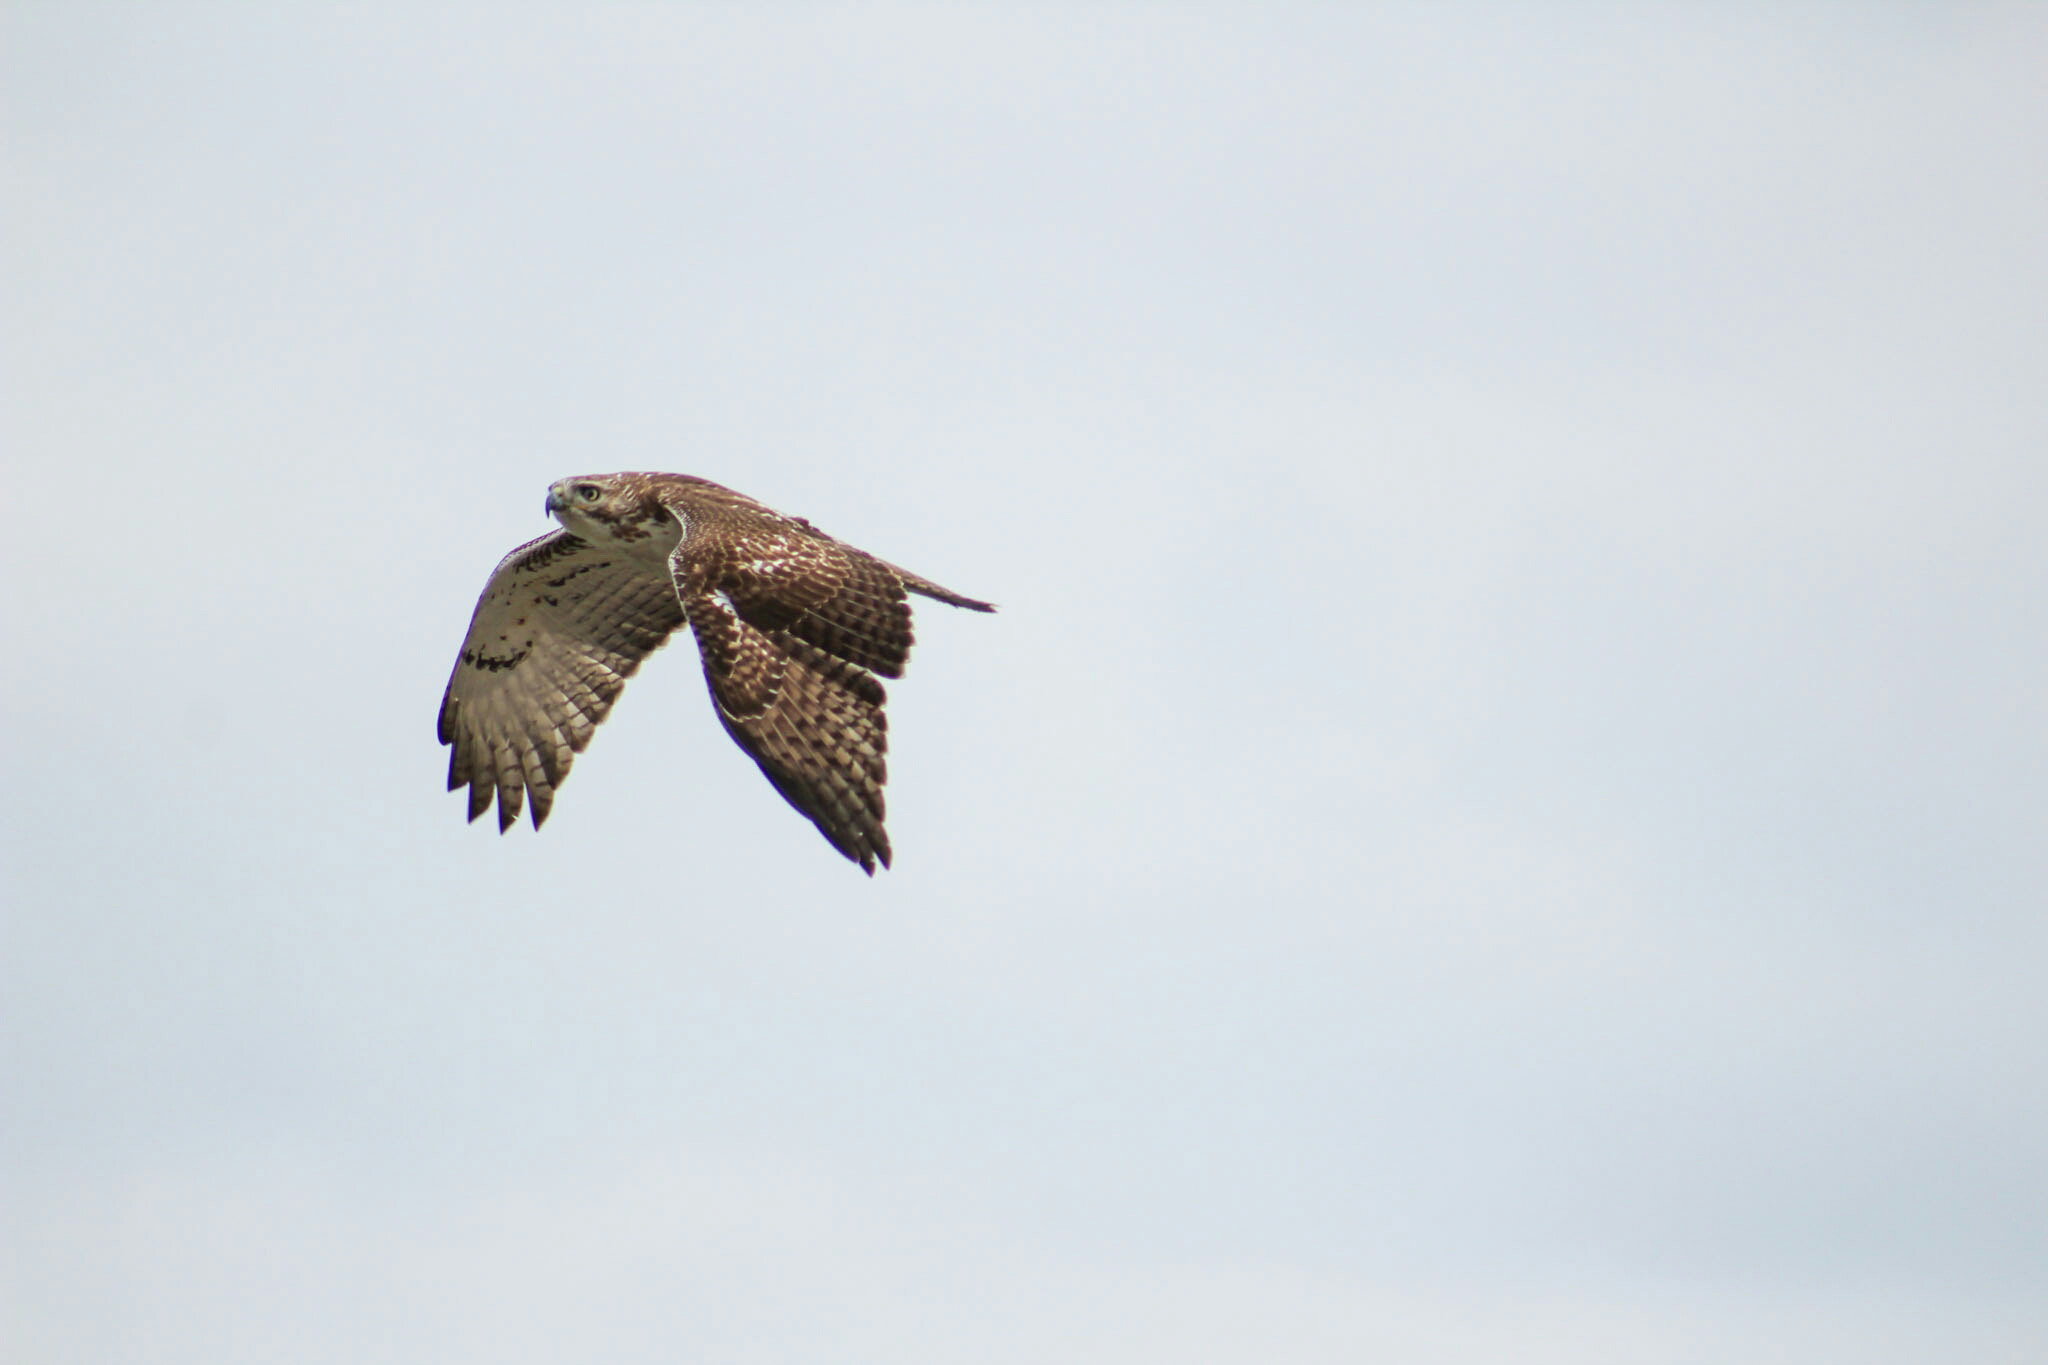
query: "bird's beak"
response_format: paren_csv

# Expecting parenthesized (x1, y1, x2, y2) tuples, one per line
(544, 485, 564, 516)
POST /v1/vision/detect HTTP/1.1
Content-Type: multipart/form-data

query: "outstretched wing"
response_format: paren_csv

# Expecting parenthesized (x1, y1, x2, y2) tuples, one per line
(440, 472, 991, 859)
(657, 496, 992, 872)
(681, 586, 895, 874)
(439, 530, 685, 831)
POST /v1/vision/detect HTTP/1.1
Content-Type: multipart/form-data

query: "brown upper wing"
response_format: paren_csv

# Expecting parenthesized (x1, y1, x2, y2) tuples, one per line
(438, 530, 685, 831)
(653, 483, 995, 871)
(683, 588, 894, 873)
(687, 522, 993, 679)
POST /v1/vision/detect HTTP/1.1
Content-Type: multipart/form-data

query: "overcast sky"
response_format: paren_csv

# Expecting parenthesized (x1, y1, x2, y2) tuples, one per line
(5, 4, 2046, 1361)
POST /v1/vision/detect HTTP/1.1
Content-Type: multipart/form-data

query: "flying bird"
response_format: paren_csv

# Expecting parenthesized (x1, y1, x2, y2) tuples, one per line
(438, 472, 993, 873)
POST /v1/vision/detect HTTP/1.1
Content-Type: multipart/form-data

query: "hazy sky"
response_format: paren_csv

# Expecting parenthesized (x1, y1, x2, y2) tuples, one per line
(5, 4, 2046, 1361)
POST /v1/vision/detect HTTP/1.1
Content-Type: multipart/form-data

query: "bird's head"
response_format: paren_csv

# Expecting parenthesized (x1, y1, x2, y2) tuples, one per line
(544, 473, 680, 549)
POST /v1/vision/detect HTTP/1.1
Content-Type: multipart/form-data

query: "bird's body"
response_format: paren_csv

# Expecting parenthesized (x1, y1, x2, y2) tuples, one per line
(438, 472, 992, 873)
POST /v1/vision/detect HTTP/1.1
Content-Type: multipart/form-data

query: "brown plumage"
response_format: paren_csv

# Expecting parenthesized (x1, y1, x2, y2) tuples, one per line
(437, 472, 993, 873)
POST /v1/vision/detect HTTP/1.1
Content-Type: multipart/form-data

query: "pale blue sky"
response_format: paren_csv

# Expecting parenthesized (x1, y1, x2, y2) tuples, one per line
(5, 5, 2046, 1361)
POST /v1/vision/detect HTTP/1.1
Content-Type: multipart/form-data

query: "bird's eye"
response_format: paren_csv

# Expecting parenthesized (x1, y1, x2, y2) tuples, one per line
(575, 484, 601, 502)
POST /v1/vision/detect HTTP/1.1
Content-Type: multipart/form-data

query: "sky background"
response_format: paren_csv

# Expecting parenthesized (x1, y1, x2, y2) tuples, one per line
(5, 4, 2046, 1361)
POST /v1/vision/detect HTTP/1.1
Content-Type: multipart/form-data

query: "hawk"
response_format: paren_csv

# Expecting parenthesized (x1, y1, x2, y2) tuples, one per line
(438, 472, 993, 873)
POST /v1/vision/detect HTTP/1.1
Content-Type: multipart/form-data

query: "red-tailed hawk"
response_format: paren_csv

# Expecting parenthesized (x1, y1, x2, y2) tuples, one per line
(438, 472, 993, 873)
